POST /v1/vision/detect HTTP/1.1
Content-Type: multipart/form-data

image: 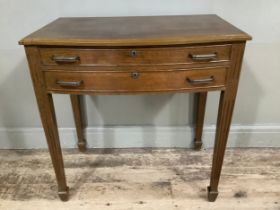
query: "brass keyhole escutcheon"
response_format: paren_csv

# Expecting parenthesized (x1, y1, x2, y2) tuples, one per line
(130, 50, 137, 57)
(131, 72, 140, 79)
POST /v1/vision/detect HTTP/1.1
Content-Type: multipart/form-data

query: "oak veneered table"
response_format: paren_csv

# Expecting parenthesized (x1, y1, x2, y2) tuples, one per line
(19, 15, 251, 201)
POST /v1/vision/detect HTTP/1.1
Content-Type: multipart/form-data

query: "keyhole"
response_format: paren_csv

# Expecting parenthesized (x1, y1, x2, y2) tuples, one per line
(131, 72, 140, 79)
(130, 50, 137, 57)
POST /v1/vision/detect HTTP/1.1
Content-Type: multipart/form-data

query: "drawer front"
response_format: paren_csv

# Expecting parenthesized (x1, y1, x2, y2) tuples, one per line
(40, 45, 231, 66)
(44, 68, 226, 94)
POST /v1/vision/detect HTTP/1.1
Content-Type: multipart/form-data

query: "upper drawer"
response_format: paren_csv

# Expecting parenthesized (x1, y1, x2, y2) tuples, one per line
(39, 45, 231, 66)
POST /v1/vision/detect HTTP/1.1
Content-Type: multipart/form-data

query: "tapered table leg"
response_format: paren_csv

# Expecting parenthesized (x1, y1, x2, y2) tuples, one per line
(208, 43, 246, 202)
(70, 95, 87, 152)
(25, 47, 69, 201)
(194, 92, 207, 150)
(208, 90, 233, 201)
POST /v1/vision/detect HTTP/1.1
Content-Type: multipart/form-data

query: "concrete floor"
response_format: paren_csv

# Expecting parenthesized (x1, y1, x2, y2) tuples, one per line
(0, 148, 279, 210)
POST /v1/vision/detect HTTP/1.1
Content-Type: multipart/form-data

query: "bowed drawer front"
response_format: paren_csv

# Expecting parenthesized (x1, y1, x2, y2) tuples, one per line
(44, 67, 226, 94)
(39, 45, 231, 67)
(41, 44, 230, 94)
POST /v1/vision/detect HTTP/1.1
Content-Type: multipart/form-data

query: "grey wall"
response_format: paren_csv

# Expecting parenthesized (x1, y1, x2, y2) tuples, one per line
(0, 0, 280, 148)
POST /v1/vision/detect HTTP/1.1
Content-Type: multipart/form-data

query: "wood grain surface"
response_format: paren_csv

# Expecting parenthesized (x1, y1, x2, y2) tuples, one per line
(0, 149, 279, 210)
(39, 44, 231, 66)
(19, 15, 251, 46)
(44, 68, 226, 94)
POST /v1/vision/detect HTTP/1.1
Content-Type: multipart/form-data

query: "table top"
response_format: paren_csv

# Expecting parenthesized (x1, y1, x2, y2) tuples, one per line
(19, 15, 251, 47)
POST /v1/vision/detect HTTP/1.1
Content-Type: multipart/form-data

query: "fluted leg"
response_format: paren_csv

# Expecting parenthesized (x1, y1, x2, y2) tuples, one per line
(208, 43, 246, 202)
(70, 95, 87, 152)
(194, 92, 207, 150)
(25, 47, 69, 201)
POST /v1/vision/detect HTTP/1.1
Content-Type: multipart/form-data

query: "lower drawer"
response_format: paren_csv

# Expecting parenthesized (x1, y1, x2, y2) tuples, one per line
(44, 68, 226, 94)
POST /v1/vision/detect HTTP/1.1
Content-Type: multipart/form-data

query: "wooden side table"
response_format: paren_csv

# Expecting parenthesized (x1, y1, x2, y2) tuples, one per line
(19, 15, 251, 201)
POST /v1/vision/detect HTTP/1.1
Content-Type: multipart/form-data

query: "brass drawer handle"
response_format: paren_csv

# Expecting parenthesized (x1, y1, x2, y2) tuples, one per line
(187, 76, 215, 85)
(52, 56, 80, 63)
(56, 80, 83, 87)
(189, 53, 217, 61)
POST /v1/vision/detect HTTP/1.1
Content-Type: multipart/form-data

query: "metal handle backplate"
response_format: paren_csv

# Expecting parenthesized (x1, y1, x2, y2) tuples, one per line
(187, 76, 215, 85)
(189, 53, 217, 62)
(52, 56, 80, 63)
(56, 80, 83, 87)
